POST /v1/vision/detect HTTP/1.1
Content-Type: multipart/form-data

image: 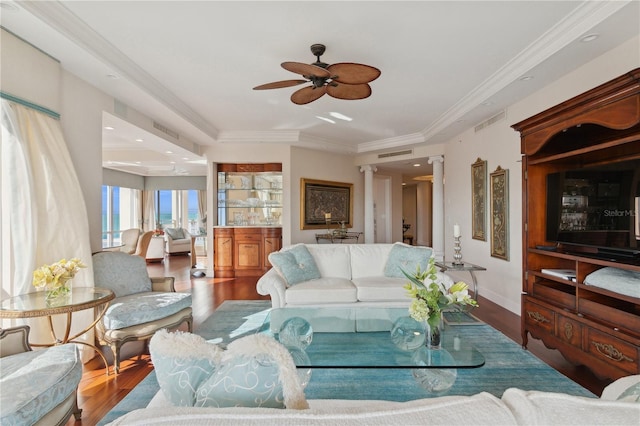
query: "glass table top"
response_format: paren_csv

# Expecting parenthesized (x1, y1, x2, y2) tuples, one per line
(0, 287, 115, 318)
(259, 307, 485, 369)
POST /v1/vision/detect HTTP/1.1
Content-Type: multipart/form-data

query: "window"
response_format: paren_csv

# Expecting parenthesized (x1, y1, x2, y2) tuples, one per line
(102, 185, 141, 248)
(154, 189, 202, 232)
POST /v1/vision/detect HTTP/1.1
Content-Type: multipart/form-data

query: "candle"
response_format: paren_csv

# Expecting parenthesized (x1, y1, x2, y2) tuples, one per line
(453, 224, 460, 237)
(325, 212, 331, 220)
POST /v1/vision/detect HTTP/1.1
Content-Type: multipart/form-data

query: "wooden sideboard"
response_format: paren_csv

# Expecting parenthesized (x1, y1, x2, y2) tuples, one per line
(512, 69, 640, 381)
(213, 227, 282, 277)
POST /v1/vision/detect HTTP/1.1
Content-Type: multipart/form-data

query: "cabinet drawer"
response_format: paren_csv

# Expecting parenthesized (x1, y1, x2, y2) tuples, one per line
(523, 300, 554, 333)
(235, 233, 261, 242)
(580, 298, 640, 335)
(556, 314, 582, 347)
(585, 328, 638, 374)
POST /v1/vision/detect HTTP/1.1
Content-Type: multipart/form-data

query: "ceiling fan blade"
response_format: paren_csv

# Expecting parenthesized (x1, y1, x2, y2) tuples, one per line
(327, 83, 372, 100)
(282, 62, 331, 78)
(327, 63, 381, 84)
(291, 85, 327, 105)
(253, 80, 308, 90)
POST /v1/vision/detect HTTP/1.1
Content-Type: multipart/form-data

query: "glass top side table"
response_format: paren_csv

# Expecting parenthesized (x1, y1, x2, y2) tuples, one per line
(0, 287, 115, 373)
(434, 261, 486, 302)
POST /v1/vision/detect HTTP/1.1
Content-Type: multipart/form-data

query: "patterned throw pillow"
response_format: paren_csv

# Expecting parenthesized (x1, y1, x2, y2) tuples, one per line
(384, 243, 432, 278)
(149, 331, 308, 409)
(268, 245, 321, 286)
(618, 382, 640, 402)
(165, 228, 185, 240)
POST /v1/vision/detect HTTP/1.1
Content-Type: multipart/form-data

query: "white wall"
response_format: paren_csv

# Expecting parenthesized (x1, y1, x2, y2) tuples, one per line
(443, 35, 640, 315)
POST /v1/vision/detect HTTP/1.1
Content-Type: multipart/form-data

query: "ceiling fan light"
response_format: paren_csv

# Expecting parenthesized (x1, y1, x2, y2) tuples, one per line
(329, 112, 353, 121)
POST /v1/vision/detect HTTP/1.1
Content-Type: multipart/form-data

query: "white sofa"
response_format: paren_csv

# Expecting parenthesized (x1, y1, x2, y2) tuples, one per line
(257, 243, 451, 309)
(107, 376, 640, 425)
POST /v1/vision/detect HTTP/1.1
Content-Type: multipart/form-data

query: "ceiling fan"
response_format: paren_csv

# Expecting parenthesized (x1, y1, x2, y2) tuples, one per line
(253, 44, 381, 105)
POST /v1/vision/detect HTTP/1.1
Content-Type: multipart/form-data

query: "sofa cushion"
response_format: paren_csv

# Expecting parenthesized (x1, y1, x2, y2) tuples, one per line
(501, 388, 640, 425)
(306, 245, 352, 279)
(349, 244, 394, 279)
(352, 276, 410, 302)
(150, 331, 308, 410)
(0, 344, 81, 426)
(102, 291, 193, 330)
(165, 227, 185, 240)
(269, 245, 321, 286)
(384, 243, 432, 278)
(285, 278, 358, 305)
(93, 251, 152, 297)
(150, 330, 224, 406)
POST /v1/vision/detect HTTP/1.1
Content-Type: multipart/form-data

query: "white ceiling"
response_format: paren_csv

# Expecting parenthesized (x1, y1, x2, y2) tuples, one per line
(1, 1, 638, 180)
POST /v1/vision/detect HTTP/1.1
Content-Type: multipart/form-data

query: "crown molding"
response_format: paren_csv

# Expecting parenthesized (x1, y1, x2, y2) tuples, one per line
(357, 133, 426, 153)
(19, 1, 220, 141)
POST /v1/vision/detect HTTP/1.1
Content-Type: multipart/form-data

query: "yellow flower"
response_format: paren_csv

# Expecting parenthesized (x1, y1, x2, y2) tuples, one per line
(32, 258, 86, 291)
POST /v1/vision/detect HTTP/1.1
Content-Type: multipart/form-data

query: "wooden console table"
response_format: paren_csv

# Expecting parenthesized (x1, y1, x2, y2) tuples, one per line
(315, 232, 363, 244)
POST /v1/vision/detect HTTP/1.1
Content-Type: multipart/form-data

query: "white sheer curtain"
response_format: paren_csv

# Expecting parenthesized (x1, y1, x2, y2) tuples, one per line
(1, 99, 94, 361)
(143, 189, 156, 231)
(198, 189, 207, 232)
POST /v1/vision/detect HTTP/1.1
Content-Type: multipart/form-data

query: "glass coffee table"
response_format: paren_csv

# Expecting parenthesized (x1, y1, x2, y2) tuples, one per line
(259, 307, 485, 394)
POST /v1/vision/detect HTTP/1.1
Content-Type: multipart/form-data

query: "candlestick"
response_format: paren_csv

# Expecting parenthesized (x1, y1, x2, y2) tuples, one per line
(453, 236, 463, 265)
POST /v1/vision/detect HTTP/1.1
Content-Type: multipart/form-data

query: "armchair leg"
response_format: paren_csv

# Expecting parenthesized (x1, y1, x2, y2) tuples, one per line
(110, 342, 121, 375)
(72, 392, 83, 421)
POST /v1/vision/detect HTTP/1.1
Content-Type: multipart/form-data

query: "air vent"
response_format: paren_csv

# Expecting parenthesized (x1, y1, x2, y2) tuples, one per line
(153, 121, 180, 139)
(474, 110, 506, 133)
(378, 149, 413, 159)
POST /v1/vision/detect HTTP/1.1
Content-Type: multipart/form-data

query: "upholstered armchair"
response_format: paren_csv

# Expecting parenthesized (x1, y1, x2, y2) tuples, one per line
(0, 325, 83, 425)
(164, 227, 192, 255)
(92, 251, 193, 374)
(133, 230, 153, 259)
(120, 228, 141, 254)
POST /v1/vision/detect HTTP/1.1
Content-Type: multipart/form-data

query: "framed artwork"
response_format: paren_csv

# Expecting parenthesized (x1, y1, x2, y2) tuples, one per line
(490, 166, 509, 260)
(300, 178, 353, 230)
(471, 158, 487, 241)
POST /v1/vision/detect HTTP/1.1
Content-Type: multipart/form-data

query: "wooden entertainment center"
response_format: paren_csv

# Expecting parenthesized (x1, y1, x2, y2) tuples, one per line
(512, 69, 640, 381)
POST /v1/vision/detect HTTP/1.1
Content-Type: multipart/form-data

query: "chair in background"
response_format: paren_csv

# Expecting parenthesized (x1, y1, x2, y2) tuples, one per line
(164, 227, 192, 255)
(0, 325, 83, 425)
(133, 230, 153, 259)
(92, 251, 193, 374)
(120, 228, 141, 254)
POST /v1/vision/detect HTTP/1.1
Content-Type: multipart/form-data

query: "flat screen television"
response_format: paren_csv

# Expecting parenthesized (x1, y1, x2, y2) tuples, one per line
(546, 159, 640, 261)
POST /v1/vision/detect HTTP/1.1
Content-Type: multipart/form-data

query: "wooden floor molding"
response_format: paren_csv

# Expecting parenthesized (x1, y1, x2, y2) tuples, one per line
(66, 254, 611, 425)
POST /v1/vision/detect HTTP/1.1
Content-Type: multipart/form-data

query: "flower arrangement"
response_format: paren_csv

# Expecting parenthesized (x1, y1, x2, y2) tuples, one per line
(403, 257, 478, 325)
(33, 258, 86, 300)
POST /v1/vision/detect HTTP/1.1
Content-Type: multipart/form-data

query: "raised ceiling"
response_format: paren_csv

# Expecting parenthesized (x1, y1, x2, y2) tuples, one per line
(1, 1, 638, 179)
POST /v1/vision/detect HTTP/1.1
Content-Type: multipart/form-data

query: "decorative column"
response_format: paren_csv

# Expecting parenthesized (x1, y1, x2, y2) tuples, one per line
(428, 156, 444, 261)
(360, 165, 377, 243)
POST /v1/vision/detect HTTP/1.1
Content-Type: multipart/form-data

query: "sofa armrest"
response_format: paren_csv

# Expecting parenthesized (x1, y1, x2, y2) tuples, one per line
(0, 325, 32, 357)
(151, 277, 176, 292)
(256, 268, 287, 308)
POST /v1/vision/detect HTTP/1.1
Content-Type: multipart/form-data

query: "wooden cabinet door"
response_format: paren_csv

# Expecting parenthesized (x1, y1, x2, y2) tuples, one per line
(235, 240, 261, 270)
(263, 236, 282, 268)
(214, 228, 235, 277)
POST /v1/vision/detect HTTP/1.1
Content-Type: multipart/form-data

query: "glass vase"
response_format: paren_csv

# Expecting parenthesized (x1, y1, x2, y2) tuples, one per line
(425, 312, 444, 349)
(45, 281, 72, 307)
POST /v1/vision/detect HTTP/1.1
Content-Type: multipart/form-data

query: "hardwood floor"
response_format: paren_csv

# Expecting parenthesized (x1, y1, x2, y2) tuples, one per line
(67, 254, 611, 425)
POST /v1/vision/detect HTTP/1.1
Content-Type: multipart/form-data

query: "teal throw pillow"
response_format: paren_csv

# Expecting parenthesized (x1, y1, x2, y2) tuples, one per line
(149, 330, 224, 406)
(165, 228, 185, 240)
(268, 245, 321, 286)
(618, 382, 640, 402)
(384, 243, 432, 278)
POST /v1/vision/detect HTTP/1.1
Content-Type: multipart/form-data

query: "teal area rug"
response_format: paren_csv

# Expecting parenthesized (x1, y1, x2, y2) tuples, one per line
(99, 300, 594, 424)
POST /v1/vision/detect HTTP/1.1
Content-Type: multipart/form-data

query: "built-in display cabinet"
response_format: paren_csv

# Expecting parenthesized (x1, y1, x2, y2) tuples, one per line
(217, 163, 282, 227)
(214, 163, 283, 278)
(512, 69, 640, 381)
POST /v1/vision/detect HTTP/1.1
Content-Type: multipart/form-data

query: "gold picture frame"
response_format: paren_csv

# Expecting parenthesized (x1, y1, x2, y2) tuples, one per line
(490, 166, 509, 260)
(300, 178, 353, 230)
(471, 158, 487, 241)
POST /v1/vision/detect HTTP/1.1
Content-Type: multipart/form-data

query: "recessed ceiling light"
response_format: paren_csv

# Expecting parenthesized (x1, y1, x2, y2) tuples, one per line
(170, 161, 176, 164)
(135, 138, 143, 142)
(182, 157, 189, 160)
(581, 33, 599, 43)
(104, 126, 114, 130)
(413, 163, 421, 167)
(135, 161, 141, 164)
(329, 112, 353, 121)
(165, 150, 173, 154)
(316, 116, 336, 124)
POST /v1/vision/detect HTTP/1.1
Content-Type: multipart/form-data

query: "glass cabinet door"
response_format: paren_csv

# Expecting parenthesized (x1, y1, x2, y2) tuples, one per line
(217, 166, 282, 226)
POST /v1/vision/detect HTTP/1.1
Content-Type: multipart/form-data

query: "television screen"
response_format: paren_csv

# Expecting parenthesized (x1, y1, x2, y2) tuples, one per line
(546, 160, 640, 259)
